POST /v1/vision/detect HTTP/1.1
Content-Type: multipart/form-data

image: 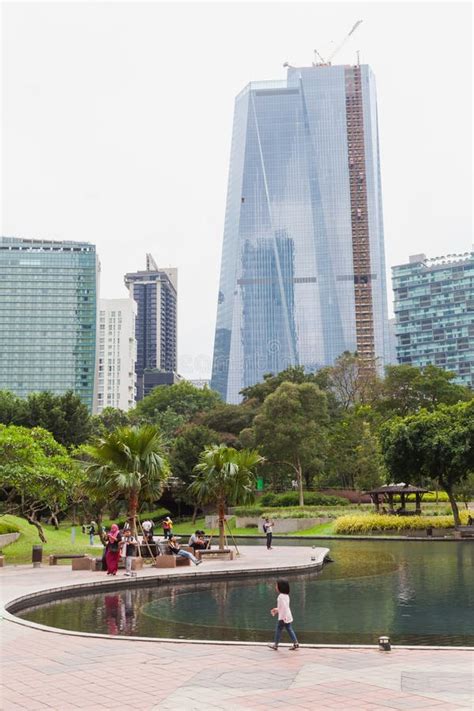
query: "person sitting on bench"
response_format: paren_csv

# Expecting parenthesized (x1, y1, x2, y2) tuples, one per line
(188, 530, 208, 552)
(168, 536, 202, 565)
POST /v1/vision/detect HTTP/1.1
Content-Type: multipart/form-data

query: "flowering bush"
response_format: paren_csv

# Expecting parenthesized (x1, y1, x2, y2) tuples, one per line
(333, 511, 469, 534)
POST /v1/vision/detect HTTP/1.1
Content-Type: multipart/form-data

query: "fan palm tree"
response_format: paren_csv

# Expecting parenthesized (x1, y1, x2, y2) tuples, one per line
(81, 425, 170, 535)
(188, 444, 264, 550)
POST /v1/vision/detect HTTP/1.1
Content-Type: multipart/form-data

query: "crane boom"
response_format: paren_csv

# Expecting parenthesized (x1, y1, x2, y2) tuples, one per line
(327, 20, 363, 63)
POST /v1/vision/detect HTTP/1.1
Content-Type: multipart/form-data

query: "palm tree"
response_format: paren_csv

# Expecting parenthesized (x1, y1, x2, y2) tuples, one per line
(188, 444, 264, 550)
(82, 425, 170, 535)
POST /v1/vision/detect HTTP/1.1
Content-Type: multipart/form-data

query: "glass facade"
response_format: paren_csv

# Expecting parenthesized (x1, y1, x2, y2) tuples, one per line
(212, 64, 390, 402)
(393, 253, 474, 387)
(0, 237, 98, 410)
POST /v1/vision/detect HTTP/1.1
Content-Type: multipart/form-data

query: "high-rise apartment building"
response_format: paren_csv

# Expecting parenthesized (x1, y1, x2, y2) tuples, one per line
(124, 254, 177, 400)
(211, 63, 390, 402)
(96, 298, 137, 412)
(392, 252, 474, 387)
(0, 236, 99, 410)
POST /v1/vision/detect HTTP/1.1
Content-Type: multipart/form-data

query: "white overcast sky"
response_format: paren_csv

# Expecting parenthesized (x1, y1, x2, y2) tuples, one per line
(2, 1, 472, 379)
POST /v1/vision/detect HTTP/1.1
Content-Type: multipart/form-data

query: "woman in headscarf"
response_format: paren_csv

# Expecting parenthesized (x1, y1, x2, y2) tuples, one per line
(105, 524, 122, 575)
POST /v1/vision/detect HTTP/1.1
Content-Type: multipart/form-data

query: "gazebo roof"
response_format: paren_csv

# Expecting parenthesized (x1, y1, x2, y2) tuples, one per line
(367, 483, 429, 495)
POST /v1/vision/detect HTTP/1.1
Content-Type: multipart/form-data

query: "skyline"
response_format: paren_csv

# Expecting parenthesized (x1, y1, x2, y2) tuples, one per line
(2, 2, 472, 380)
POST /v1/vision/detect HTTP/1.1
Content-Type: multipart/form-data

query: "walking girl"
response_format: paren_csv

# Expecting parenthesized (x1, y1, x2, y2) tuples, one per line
(268, 579, 299, 650)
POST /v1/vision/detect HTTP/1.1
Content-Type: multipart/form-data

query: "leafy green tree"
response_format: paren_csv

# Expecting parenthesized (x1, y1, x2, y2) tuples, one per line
(325, 351, 380, 410)
(81, 425, 170, 535)
(132, 381, 222, 425)
(378, 365, 471, 417)
(241, 365, 323, 401)
(90, 407, 131, 437)
(321, 407, 383, 490)
(0, 425, 80, 541)
(380, 401, 474, 525)
(199, 402, 258, 438)
(170, 425, 222, 516)
(253, 382, 329, 505)
(22, 391, 92, 446)
(188, 444, 264, 550)
(0, 391, 27, 424)
(454, 472, 474, 510)
(352, 421, 386, 491)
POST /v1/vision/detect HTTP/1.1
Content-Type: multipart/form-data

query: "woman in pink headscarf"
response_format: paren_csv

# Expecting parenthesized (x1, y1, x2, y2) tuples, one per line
(105, 524, 122, 575)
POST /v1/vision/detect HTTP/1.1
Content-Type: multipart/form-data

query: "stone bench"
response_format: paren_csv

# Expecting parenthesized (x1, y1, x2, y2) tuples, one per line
(49, 554, 87, 566)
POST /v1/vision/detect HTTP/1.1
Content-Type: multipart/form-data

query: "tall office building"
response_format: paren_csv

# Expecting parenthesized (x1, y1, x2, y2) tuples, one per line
(211, 63, 390, 402)
(393, 252, 474, 388)
(124, 254, 177, 400)
(96, 298, 137, 413)
(0, 236, 99, 410)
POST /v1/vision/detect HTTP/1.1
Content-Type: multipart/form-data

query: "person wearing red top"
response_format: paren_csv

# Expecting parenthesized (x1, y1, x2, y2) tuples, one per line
(105, 524, 122, 575)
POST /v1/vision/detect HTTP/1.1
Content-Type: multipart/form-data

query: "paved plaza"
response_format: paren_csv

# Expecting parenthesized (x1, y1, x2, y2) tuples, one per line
(1, 548, 473, 710)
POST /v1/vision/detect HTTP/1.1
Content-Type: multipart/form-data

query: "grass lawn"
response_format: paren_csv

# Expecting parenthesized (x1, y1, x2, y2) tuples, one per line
(1, 515, 103, 565)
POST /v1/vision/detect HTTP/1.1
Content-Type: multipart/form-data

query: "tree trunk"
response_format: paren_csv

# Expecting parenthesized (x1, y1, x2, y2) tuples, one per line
(297, 458, 304, 507)
(191, 504, 198, 524)
(128, 492, 138, 538)
(27, 514, 47, 543)
(218, 500, 226, 551)
(445, 485, 461, 527)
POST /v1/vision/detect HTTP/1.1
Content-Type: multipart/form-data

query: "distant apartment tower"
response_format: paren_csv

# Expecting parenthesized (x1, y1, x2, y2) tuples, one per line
(96, 298, 137, 412)
(392, 253, 474, 387)
(0, 236, 99, 410)
(124, 254, 177, 400)
(211, 62, 390, 402)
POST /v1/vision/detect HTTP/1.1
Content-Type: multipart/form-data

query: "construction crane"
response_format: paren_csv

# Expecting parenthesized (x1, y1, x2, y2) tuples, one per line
(312, 20, 363, 66)
(327, 20, 363, 63)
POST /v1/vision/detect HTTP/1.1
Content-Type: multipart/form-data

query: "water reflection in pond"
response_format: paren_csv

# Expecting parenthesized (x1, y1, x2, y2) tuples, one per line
(18, 540, 474, 646)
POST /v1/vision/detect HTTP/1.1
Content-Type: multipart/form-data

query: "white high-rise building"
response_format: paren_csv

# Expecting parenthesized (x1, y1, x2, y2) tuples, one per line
(96, 298, 137, 413)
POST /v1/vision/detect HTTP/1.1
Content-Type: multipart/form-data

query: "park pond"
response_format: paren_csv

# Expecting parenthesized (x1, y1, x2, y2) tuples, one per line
(17, 539, 474, 646)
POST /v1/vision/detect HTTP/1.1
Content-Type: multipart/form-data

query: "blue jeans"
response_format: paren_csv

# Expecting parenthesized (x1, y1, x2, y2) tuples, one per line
(177, 549, 199, 564)
(89, 533, 94, 546)
(274, 619, 298, 646)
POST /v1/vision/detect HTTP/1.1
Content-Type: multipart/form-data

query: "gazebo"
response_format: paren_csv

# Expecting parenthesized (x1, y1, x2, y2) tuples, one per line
(367, 483, 428, 515)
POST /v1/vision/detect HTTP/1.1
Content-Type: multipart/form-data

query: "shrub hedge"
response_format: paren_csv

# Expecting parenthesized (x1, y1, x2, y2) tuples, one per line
(333, 511, 469, 535)
(0, 520, 20, 535)
(259, 491, 348, 507)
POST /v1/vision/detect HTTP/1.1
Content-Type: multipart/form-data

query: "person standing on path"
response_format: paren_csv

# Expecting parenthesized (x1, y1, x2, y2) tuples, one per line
(263, 517, 274, 550)
(88, 521, 96, 546)
(268, 579, 299, 650)
(105, 524, 122, 575)
(162, 516, 173, 539)
(122, 527, 138, 576)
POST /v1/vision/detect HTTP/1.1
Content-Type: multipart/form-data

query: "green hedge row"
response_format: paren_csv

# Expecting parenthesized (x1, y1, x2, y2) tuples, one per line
(233, 505, 337, 519)
(259, 492, 348, 507)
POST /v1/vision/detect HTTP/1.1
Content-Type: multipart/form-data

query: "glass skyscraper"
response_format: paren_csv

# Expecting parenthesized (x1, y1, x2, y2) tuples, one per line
(211, 63, 390, 402)
(393, 252, 474, 388)
(0, 237, 99, 410)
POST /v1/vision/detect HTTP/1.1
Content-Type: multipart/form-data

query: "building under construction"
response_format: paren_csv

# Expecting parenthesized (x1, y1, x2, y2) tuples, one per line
(211, 51, 391, 402)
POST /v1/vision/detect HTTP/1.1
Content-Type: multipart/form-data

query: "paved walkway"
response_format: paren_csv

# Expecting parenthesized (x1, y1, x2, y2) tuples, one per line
(1, 548, 473, 710)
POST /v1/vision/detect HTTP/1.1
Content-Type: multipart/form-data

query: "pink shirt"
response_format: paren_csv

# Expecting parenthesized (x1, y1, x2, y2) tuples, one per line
(277, 593, 293, 623)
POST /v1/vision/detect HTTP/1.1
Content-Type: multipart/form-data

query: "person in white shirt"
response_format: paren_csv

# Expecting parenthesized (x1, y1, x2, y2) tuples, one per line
(268, 579, 299, 650)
